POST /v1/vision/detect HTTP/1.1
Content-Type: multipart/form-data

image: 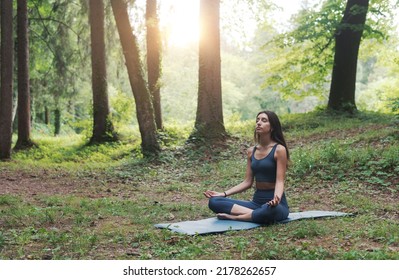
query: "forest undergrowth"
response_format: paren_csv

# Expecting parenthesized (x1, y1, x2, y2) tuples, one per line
(0, 111, 398, 260)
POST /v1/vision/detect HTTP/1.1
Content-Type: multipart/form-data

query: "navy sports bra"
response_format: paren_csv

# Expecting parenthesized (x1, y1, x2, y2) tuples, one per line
(251, 144, 278, 183)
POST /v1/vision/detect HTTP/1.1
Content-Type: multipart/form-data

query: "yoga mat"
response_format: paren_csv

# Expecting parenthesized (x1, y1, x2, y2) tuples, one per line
(154, 210, 351, 235)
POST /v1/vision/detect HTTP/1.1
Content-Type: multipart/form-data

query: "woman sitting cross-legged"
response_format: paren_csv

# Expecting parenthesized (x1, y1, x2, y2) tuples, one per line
(203, 110, 290, 224)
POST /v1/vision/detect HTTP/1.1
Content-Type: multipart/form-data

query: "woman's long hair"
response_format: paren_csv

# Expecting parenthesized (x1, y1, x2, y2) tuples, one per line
(254, 110, 290, 160)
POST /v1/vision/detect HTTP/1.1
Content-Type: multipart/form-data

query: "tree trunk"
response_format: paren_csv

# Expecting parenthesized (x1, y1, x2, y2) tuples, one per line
(110, 0, 160, 156)
(54, 108, 61, 136)
(0, 0, 14, 160)
(12, 91, 18, 125)
(89, 0, 118, 144)
(146, 0, 163, 130)
(44, 106, 50, 125)
(328, 0, 369, 112)
(192, 0, 226, 141)
(15, 0, 35, 150)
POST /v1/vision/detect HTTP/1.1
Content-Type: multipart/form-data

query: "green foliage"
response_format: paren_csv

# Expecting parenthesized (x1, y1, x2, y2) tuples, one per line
(260, 0, 398, 111)
(109, 90, 136, 129)
(9, 134, 139, 170)
(356, 37, 399, 113)
(261, 1, 341, 99)
(0, 195, 21, 206)
(284, 111, 398, 187)
(157, 122, 191, 147)
(21, 0, 399, 146)
(292, 220, 327, 239)
(0, 231, 5, 251)
(29, 0, 92, 131)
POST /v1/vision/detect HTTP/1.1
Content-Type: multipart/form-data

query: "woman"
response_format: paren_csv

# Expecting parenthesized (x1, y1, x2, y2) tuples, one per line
(203, 110, 290, 224)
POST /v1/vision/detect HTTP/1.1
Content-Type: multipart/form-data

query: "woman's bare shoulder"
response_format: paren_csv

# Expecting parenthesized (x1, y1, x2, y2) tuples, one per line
(246, 146, 256, 158)
(275, 144, 287, 158)
(275, 143, 286, 151)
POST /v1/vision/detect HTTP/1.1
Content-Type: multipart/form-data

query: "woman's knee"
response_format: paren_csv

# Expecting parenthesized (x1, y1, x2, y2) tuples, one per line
(208, 197, 223, 212)
(252, 204, 288, 224)
(208, 197, 231, 213)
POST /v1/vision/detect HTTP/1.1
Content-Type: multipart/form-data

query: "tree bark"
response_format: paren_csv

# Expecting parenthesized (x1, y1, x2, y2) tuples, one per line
(54, 108, 61, 136)
(0, 0, 14, 160)
(89, 0, 118, 144)
(328, 0, 369, 112)
(192, 0, 226, 141)
(146, 0, 163, 130)
(15, 0, 35, 150)
(44, 106, 50, 125)
(110, 0, 160, 155)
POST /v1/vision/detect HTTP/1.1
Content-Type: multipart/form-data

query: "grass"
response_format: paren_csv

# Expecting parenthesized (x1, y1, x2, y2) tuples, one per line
(0, 110, 398, 260)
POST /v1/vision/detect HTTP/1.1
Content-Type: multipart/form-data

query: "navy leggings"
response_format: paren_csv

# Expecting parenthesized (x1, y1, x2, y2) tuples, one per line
(208, 189, 289, 224)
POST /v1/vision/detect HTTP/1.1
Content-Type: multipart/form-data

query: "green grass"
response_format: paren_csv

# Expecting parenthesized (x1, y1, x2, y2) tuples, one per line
(0, 110, 398, 260)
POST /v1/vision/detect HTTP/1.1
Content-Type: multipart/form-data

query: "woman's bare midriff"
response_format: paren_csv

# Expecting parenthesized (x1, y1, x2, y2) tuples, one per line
(255, 181, 275, 190)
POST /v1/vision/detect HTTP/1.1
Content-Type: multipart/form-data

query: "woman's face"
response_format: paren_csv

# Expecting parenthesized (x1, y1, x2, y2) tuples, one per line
(255, 113, 272, 134)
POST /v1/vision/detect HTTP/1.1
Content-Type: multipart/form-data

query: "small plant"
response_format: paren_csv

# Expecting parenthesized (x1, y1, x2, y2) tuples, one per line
(0, 231, 5, 251)
(0, 195, 20, 206)
(292, 221, 327, 239)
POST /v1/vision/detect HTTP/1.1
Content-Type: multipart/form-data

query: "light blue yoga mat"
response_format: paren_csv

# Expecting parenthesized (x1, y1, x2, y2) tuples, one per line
(154, 210, 351, 235)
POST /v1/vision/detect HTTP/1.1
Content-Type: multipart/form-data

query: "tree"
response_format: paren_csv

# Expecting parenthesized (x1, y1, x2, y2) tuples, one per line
(27, 0, 92, 136)
(260, 0, 392, 111)
(89, 0, 118, 143)
(192, 0, 226, 142)
(0, 0, 14, 160)
(328, 0, 369, 112)
(110, 0, 160, 155)
(15, 0, 35, 150)
(146, 0, 163, 130)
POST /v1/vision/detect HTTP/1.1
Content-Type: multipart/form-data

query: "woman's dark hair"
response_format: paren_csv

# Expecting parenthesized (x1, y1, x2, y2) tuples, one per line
(254, 110, 290, 160)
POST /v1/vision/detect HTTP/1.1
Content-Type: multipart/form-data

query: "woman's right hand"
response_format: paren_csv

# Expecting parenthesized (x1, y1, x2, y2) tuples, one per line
(203, 190, 225, 198)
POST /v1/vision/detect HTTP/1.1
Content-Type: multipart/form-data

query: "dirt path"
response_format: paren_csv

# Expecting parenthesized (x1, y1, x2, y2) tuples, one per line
(0, 169, 113, 199)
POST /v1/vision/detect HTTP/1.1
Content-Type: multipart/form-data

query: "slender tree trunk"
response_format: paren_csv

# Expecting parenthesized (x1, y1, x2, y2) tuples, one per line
(110, 0, 160, 155)
(54, 108, 61, 136)
(89, 0, 118, 144)
(146, 0, 163, 130)
(12, 91, 18, 124)
(0, 0, 14, 160)
(328, 0, 369, 112)
(192, 0, 226, 142)
(15, 0, 35, 150)
(44, 106, 50, 125)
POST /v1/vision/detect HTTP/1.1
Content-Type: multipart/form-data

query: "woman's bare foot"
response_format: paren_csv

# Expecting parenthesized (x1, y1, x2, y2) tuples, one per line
(217, 213, 237, 220)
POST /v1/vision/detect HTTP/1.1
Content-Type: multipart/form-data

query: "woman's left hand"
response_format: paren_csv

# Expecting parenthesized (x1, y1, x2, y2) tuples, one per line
(203, 190, 224, 198)
(267, 195, 281, 207)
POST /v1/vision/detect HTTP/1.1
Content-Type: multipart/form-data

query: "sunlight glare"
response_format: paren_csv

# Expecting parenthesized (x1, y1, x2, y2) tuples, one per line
(160, 0, 200, 47)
